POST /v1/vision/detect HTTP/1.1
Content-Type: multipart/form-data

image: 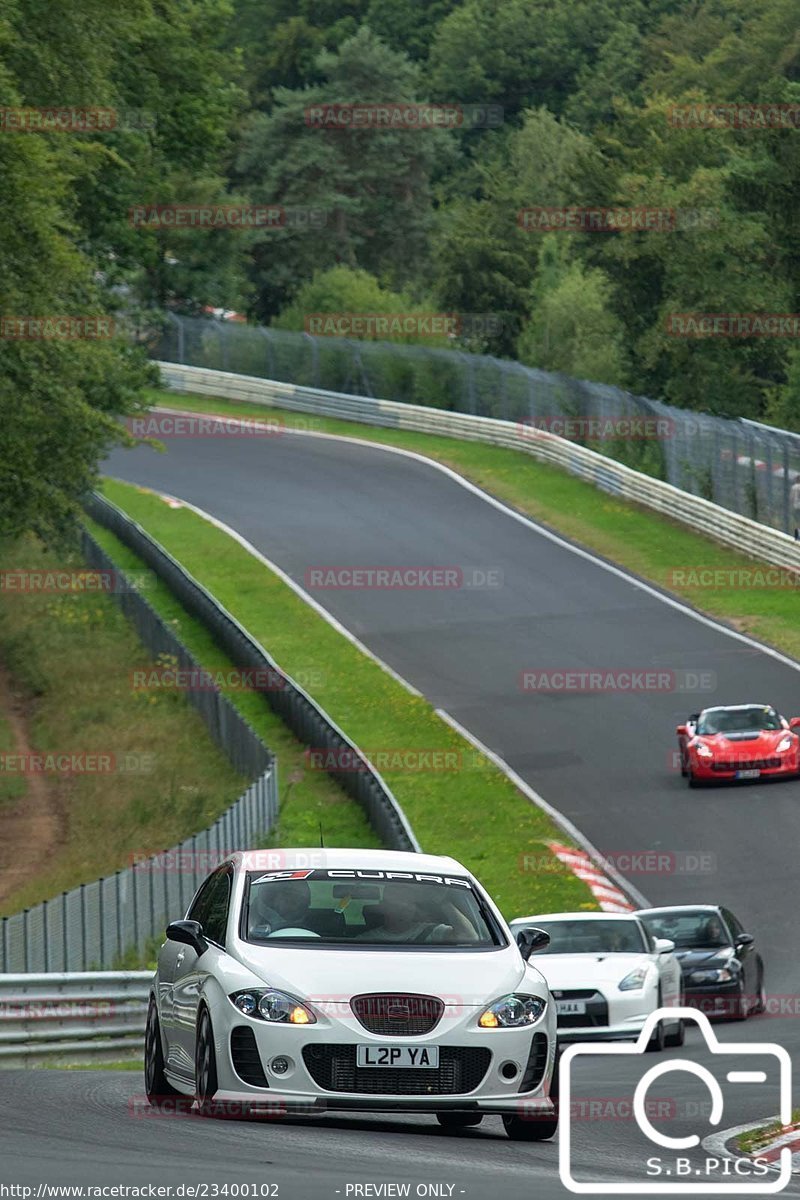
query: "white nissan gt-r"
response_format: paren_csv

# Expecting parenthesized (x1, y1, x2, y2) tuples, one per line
(145, 849, 559, 1139)
(509, 912, 684, 1050)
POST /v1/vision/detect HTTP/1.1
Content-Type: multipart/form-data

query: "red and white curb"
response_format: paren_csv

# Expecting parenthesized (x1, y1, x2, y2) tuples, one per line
(548, 842, 635, 912)
(703, 1119, 800, 1175)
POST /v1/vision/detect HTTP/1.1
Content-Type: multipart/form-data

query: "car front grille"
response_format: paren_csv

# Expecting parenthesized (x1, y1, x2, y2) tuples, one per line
(350, 993, 444, 1036)
(552, 989, 609, 1028)
(711, 758, 781, 771)
(230, 1026, 268, 1087)
(302, 1044, 491, 1094)
(519, 1032, 549, 1092)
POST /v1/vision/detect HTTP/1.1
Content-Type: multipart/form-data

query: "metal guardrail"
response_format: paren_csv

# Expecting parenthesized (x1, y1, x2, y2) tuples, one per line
(0, 972, 151, 1064)
(85, 492, 420, 855)
(158, 362, 800, 576)
(0, 530, 280, 974)
(155, 314, 800, 538)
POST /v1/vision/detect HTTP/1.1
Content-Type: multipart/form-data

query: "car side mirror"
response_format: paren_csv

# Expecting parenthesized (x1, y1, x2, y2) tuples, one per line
(789, 718, 800, 730)
(676, 725, 687, 736)
(654, 938, 675, 954)
(516, 927, 550, 961)
(166, 919, 208, 956)
(735, 933, 754, 949)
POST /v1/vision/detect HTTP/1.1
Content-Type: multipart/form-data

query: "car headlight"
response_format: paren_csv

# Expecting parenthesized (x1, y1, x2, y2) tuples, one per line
(229, 988, 316, 1024)
(478, 994, 547, 1028)
(693, 741, 713, 759)
(777, 735, 794, 753)
(618, 967, 650, 992)
(688, 968, 733, 984)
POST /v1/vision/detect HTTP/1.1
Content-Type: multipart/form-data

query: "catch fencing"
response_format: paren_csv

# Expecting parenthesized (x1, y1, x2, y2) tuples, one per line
(153, 313, 800, 537)
(0, 526, 279, 973)
(157, 363, 800, 577)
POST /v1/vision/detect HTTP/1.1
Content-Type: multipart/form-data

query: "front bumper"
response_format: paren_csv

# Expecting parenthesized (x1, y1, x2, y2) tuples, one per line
(211, 1002, 556, 1117)
(682, 980, 742, 1018)
(689, 754, 799, 782)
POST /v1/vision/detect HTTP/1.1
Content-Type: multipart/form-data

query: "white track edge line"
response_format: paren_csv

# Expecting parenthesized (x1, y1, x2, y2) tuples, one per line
(435, 707, 649, 910)
(153, 403, 800, 677)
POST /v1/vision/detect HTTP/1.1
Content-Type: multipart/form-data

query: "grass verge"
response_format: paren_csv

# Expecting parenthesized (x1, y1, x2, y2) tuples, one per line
(0, 535, 248, 915)
(146, 387, 800, 662)
(737, 1110, 800, 1154)
(97, 478, 595, 918)
(85, 518, 381, 855)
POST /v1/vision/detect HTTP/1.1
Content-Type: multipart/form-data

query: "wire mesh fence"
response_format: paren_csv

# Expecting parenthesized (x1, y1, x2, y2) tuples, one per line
(153, 313, 800, 536)
(0, 531, 279, 973)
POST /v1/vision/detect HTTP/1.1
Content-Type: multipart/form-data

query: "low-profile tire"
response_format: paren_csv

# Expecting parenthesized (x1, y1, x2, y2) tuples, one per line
(687, 771, 700, 789)
(503, 1048, 559, 1142)
(664, 1019, 685, 1048)
(752, 968, 767, 1015)
(195, 1006, 220, 1116)
(436, 1112, 483, 1130)
(727, 978, 749, 1022)
(646, 1017, 666, 1053)
(144, 996, 179, 1104)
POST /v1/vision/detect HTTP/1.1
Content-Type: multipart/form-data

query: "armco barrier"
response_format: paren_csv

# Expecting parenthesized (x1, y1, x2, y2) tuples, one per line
(84, 491, 419, 855)
(0, 971, 151, 1065)
(157, 361, 800, 576)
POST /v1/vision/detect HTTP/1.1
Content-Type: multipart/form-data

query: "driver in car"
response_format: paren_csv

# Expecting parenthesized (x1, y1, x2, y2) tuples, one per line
(357, 888, 478, 943)
(249, 880, 312, 936)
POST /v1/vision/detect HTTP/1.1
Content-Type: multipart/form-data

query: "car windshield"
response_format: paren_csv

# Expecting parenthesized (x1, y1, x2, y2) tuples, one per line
(515, 919, 646, 954)
(242, 870, 503, 948)
(639, 911, 729, 949)
(696, 707, 782, 735)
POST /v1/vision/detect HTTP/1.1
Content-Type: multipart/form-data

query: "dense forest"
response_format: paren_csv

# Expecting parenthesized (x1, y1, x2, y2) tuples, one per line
(2, 0, 800, 535)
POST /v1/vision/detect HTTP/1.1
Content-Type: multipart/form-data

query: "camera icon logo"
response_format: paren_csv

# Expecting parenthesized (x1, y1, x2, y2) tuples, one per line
(559, 1007, 792, 1194)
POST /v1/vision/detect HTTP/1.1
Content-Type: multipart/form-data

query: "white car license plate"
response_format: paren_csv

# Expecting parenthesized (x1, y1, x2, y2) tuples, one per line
(556, 1000, 587, 1016)
(736, 769, 761, 779)
(357, 1044, 439, 1068)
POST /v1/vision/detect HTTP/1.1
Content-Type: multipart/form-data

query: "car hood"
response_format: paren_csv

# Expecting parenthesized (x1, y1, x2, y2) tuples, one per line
(673, 947, 733, 970)
(694, 730, 786, 752)
(532, 953, 653, 991)
(232, 942, 532, 1007)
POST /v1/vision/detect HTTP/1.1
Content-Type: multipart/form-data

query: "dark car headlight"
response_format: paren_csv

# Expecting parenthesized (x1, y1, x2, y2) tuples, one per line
(688, 968, 734, 984)
(478, 994, 547, 1028)
(229, 988, 315, 1024)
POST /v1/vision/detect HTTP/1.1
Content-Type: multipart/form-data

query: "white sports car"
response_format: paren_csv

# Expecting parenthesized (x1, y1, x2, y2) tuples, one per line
(145, 849, 559, 1139)
(509, 912, 684, 1050)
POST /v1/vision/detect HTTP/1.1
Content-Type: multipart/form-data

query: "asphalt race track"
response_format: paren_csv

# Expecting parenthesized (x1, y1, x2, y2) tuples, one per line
(3, 423, 798, 1198)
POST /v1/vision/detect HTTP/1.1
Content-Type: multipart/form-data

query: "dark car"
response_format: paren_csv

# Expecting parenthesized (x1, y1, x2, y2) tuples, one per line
(636, 905, 765, 1020)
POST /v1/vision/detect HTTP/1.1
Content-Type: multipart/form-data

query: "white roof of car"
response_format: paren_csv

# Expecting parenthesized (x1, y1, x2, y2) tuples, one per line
(697, 704, 770, 713)
(226, 848, 469, 874)
(510, 911, 640, 925)
(636, 905, 719, 915)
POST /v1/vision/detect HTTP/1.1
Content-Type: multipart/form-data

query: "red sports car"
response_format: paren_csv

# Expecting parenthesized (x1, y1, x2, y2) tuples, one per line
(676, 704, 800, 787)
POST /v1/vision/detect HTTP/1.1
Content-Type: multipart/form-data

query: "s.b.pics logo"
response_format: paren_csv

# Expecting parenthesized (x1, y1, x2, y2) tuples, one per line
(559, 1009, 792, 1193)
